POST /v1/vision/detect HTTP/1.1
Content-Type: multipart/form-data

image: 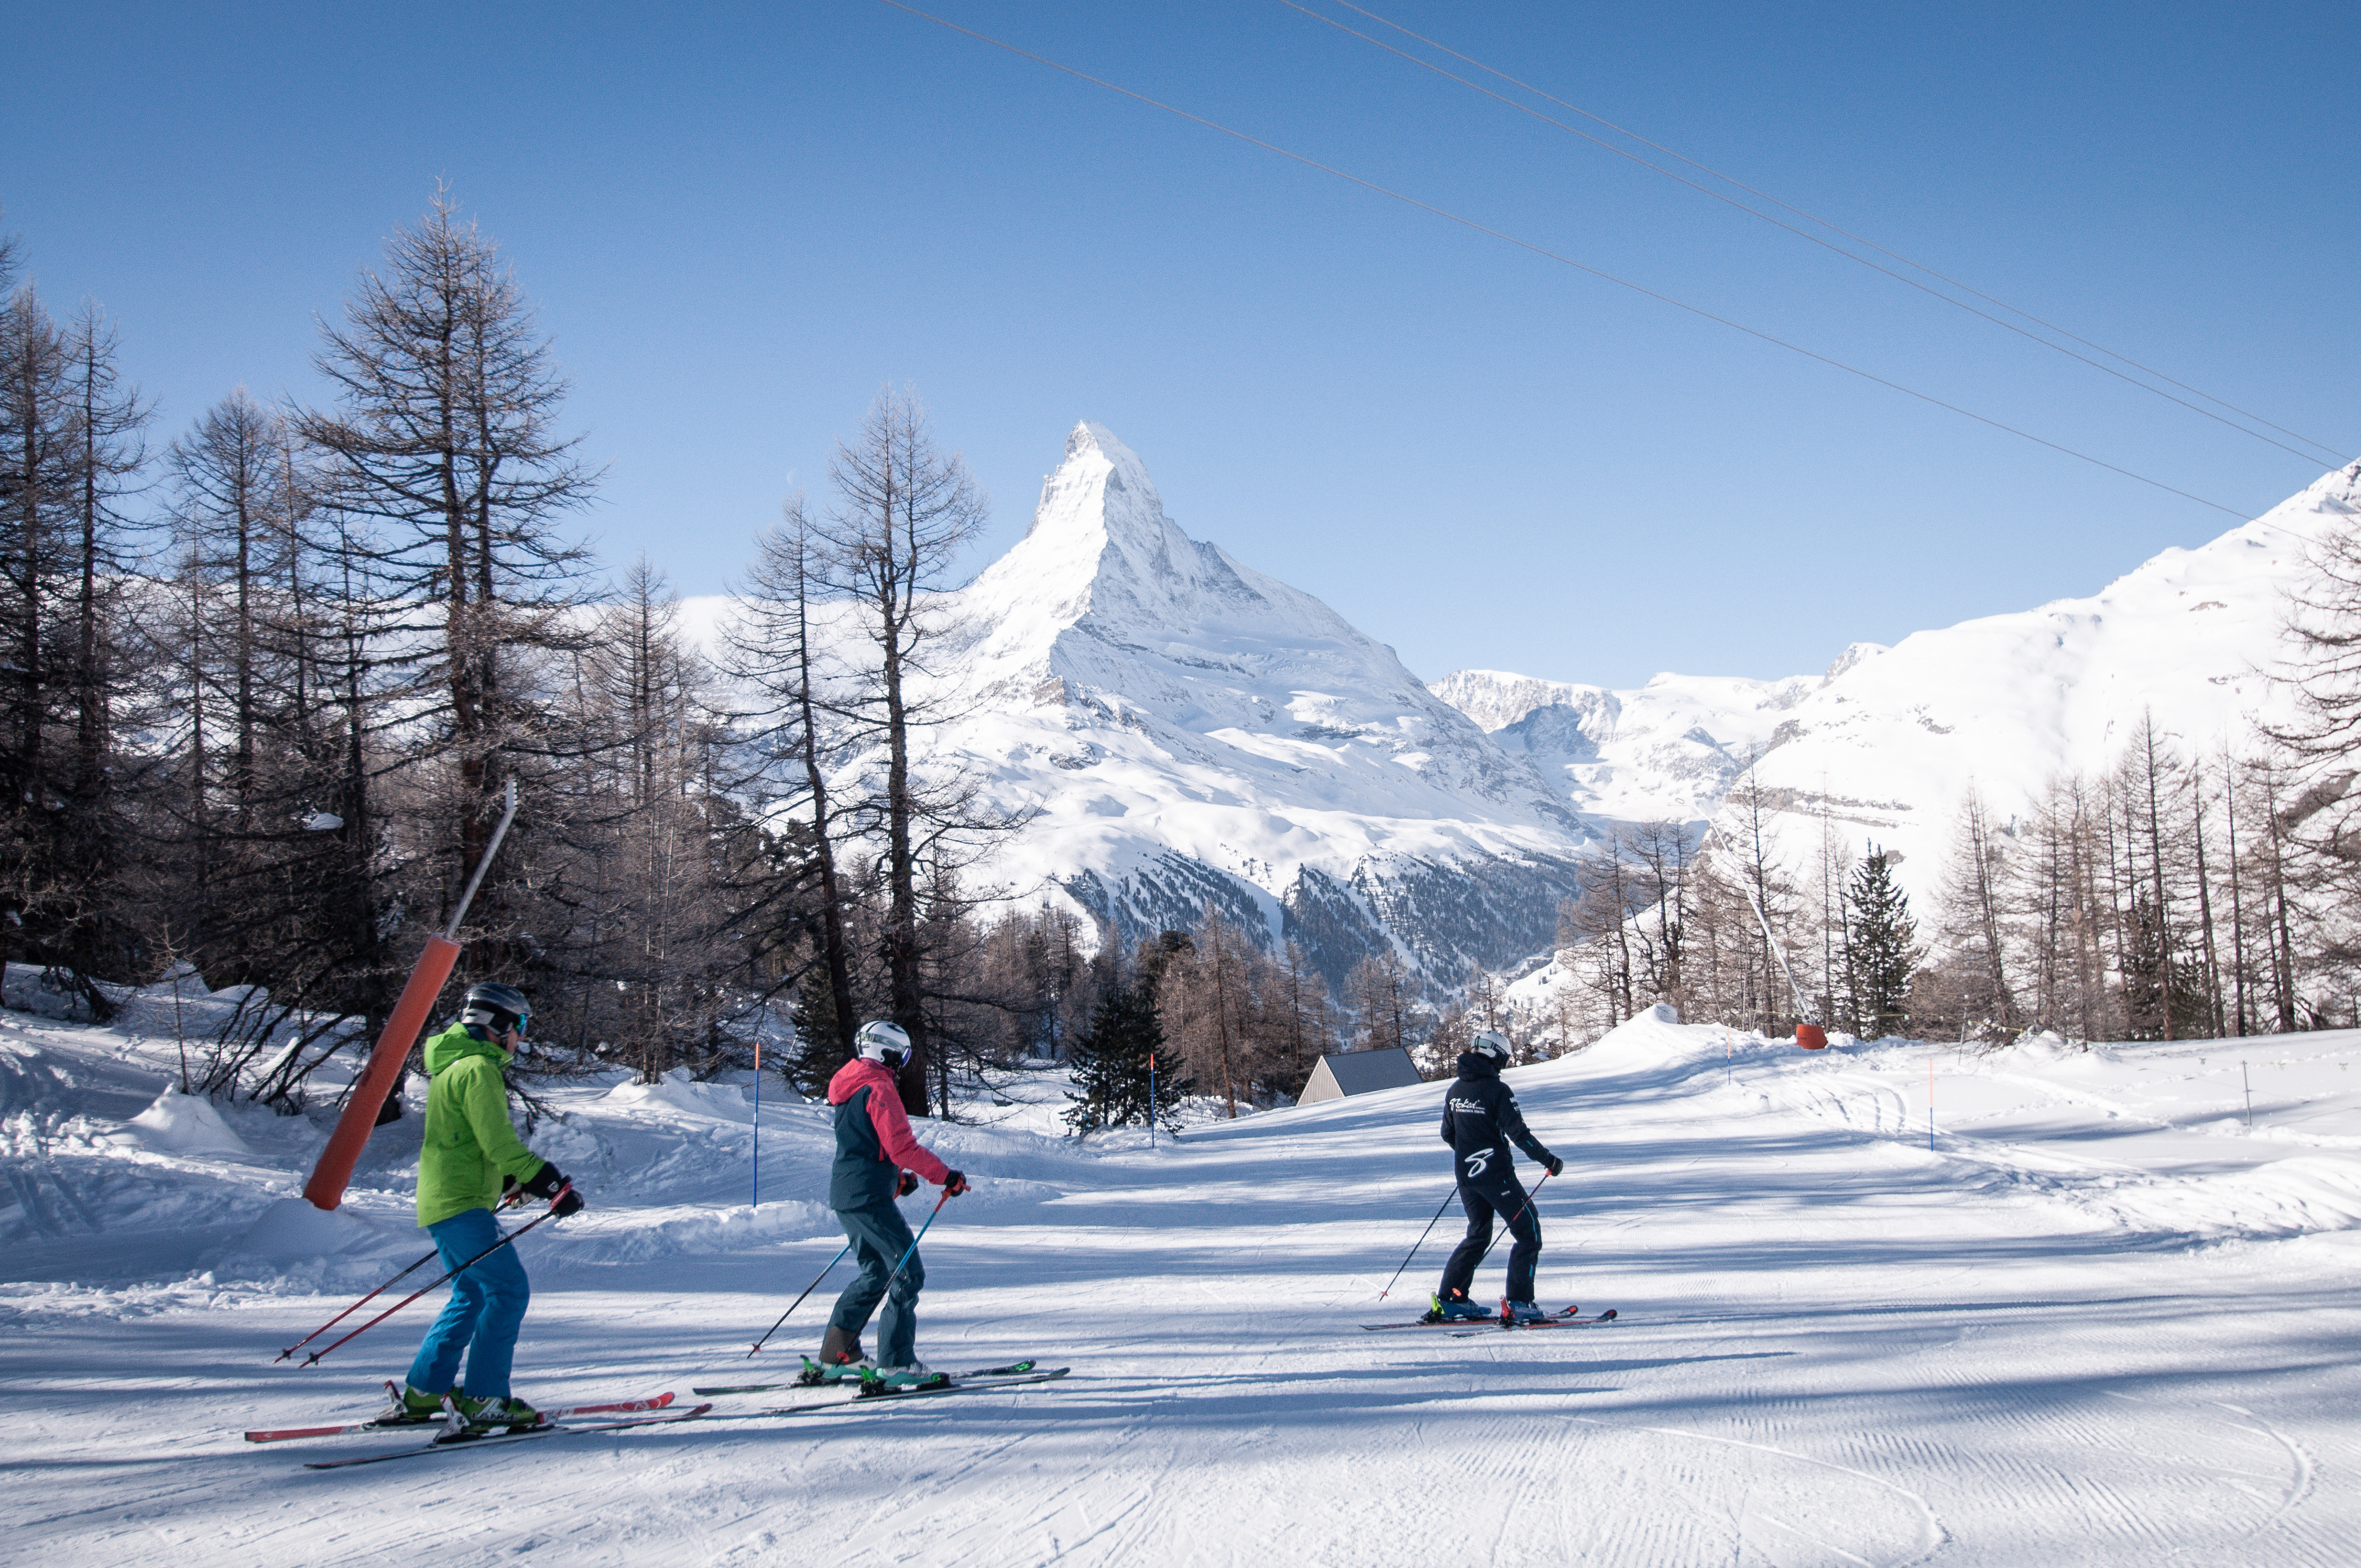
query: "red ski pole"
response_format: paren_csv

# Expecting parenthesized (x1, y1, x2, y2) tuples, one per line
(300, 1187, 571, 1367)
(274, 1189, 530, 1363)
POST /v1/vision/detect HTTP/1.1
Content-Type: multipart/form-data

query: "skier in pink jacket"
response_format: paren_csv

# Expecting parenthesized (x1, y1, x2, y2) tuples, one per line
(814, 1021, 969, 1386)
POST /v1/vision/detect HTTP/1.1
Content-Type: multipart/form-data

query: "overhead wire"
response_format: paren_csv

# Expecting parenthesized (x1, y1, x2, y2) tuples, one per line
(877, 0, 2249, 519)
(1307, 0, 2351, 470)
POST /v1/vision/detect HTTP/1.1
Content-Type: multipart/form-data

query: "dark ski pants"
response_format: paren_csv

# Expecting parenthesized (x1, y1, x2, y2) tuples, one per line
(1439, 1174, 1542, 1305)
(826, 1199, 924, 1367)
(406, 1205, 530, 1400)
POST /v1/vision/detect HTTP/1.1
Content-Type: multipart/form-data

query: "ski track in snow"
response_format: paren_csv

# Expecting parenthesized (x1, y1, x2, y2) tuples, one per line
(5, 994, 2361, 1564)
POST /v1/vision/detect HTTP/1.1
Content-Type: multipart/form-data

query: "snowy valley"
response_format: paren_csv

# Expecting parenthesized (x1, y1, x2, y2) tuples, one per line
(7, 971, 2359, 1562)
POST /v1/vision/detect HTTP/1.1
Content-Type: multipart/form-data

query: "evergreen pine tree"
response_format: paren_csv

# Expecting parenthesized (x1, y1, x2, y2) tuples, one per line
(784, 971, 851, 1098)
(1063, 983, 1189, 1135)
(1844, 846, 1919, 1039)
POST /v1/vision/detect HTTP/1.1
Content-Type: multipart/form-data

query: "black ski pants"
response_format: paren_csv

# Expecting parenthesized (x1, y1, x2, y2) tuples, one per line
(1439, 1169, 1541, 1305)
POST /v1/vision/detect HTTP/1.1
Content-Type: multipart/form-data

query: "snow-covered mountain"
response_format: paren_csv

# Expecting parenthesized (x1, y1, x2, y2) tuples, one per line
(1431, 651, 1884, 825)
(1436, 462, 2359, 916)
(916, 422, 1593, 989)
(1720, 462, 2357, 905)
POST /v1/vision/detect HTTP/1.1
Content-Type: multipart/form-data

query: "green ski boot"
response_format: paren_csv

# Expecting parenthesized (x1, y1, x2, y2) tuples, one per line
(376, 1380, 448, 1427)
(858, 1363, 951, 1396)
(797, 1353, 874, 1386)
(449, 1392, 546, 1433)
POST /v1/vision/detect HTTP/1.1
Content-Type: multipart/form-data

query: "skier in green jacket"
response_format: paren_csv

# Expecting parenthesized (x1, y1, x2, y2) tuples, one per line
(381, 982, 583, 1433)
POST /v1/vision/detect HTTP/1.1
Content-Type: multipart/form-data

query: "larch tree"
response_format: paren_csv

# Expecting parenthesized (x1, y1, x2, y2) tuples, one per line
(298, 189, 597, 950)
(805, 386, 994, 1115)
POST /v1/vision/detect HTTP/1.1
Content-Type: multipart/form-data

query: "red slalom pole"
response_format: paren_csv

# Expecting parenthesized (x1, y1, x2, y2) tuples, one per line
(302, 782, 520, 1212)
(300, 1187, 570, 1368)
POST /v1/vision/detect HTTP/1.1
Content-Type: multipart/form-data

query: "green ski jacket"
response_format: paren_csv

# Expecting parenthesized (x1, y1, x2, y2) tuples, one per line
(415, 1021, 551, 1228)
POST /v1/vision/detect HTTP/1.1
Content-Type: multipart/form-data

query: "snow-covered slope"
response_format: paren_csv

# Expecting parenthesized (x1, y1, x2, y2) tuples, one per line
(1433, 651, 1885, 825)
(1719, 462, 2359, 903)
(1434, 463, 2358, 913)
(11, 984, 2361, 1563)
(909, 423, 1593, 987)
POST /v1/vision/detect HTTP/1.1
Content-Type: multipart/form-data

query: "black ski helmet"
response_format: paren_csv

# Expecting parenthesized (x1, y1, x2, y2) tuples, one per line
(462, 981, 532, 1037)
(1469, 1029, 1511, 1066)
(856, 1019, 912, 1070)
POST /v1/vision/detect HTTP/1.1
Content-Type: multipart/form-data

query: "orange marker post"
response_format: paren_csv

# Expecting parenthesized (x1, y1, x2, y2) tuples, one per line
(301, 782, 521, 1212)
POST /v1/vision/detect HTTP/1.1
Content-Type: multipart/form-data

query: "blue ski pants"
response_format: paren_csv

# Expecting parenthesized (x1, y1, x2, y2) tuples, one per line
(405, 1205, 530, 1400)
(1439, 1174, 1542, 1305)
(826, 1198, 924, 1366)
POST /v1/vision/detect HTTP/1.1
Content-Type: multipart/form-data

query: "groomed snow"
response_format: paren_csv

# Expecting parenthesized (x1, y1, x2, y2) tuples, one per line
(6, 984, 2360, 1564)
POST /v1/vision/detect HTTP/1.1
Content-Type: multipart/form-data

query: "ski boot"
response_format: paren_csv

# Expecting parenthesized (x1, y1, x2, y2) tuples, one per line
(448, 1392, 547, 1434)
(797, 1353, 876, 1386)
(857, 1362, 951, 1397)
(374, 1380, 448, 1427)
(1423, 1288, 1492, 1324)
(799, 1326, 873, 1386)
(1499, 1299, 1552, 1326)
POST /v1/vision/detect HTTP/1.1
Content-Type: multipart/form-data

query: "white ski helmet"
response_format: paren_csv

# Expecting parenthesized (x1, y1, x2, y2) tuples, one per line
(856, 1019, 913, 1070)
(1470, 1029, 1512, 1065)
(461, 981, 532, 1038)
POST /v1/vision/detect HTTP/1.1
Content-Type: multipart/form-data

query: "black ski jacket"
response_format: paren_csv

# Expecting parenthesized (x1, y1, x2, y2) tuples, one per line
(1439, 1052, 1557, 1185)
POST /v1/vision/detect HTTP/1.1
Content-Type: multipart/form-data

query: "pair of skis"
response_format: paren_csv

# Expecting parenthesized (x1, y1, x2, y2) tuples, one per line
(256, 1362, 1071, 1469)
(1360, 1305, 1619, 1333)
(703, 1359, 1073, 1418)
(244, 1385, 679, 1444)
(286, 1397, 714, 1471)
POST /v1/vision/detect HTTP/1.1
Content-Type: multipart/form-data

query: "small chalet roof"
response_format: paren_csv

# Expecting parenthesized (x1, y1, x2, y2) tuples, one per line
(1299, 1048, 1423, 1104)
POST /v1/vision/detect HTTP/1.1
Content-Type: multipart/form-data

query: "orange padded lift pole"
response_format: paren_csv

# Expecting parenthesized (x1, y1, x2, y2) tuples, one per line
(302, 782, 520, 1211)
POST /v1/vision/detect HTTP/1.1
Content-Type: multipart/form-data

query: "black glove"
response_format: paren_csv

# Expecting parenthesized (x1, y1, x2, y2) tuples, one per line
(501, 1173, 520, 1198)
(551, 1186, 585, 1218)
(523, 1162, 566, 1200)
(1545, 1154, 1565, 1177)
(943, 1169, 970, 1197)
(896, 1169, 920, 1197)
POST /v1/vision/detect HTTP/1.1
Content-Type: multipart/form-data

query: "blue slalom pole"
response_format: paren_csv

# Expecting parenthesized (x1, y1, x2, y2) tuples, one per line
(752, 1039, 761, 1209)
(1149, 1051, 1157, 1149)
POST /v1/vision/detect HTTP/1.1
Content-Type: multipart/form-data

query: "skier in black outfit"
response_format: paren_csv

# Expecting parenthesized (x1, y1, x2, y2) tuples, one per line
(1428, 1031, 1565, 1325)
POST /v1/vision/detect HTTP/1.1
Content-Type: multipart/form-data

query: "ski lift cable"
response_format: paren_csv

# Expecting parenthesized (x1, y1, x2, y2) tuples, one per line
(1308, 0, 2352, 469)
(878, 0, 2248, 520)
(1279, 0, 2348, 471)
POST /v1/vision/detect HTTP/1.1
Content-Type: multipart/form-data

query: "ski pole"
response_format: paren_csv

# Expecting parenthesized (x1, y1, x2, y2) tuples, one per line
(1475, 1171, 1552, 1268)
(744, 1239, 855, 1358)
(274, 1187, 531, 1363)
(878, 1188, 952, 1303)
(300, 1188, 571, 1367)
(276, 1244, 438, 1363)
(1379, 1185, 1462, 1300)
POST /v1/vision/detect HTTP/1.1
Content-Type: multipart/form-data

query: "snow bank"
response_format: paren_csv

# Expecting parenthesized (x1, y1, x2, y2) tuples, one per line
(123, 1085, 254, 1159)
(602, 1069, 759, 1123)
(224, 1196, 414, 1265)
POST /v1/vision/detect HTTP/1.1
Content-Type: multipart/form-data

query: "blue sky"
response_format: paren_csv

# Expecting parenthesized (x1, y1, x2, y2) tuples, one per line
(6, 2, 2353, 688)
